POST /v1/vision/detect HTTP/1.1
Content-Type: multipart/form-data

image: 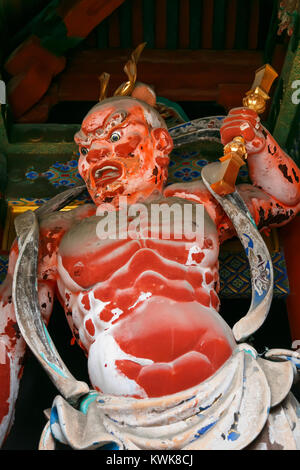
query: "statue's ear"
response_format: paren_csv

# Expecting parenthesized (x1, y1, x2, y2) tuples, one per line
(152, 128, 173, 155)
(131, 82, 156, 107)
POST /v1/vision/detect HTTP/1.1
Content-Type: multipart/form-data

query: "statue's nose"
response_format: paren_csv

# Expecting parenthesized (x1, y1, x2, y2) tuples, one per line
(86, 147, 112, 163)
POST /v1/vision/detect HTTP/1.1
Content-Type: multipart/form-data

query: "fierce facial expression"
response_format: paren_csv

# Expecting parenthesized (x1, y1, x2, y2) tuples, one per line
(74, 97, 173, 208)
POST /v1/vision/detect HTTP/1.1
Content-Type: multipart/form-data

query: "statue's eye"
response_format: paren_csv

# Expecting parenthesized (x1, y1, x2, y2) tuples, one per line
(110, 131, 121, 142)
(81, 147, 88, 156)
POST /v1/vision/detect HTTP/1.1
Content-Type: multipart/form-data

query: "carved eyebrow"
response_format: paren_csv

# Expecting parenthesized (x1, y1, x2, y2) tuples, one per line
(88, 110, 128, 139)
(74, 129, 90, 145)
(75, 110, 128, 145)
(103, 110, 127, 134)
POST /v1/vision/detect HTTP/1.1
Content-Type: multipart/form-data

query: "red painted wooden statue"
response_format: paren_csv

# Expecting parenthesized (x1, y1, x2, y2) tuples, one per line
(1, 80, 300, 448)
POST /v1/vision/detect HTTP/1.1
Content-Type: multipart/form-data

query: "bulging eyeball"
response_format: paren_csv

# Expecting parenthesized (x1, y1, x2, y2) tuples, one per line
(81, 147, 89, 156)
(110, 131, 121, 143)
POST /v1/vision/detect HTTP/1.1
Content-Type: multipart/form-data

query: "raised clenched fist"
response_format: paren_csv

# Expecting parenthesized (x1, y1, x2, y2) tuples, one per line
(220, 107, 267, 155)
(220, 108, 300, 208)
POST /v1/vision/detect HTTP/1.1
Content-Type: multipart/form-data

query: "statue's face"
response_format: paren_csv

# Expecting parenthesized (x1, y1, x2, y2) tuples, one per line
(75, 97, 173, 207)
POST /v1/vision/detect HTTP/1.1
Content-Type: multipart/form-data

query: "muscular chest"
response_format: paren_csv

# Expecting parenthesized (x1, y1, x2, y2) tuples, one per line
(57, 205, 219, 291)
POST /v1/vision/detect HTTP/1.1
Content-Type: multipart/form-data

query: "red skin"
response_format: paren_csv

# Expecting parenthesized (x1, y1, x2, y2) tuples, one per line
(1, 105, 300, 444)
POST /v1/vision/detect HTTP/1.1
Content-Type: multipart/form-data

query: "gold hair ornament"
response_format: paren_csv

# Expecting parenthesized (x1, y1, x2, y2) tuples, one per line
(98, 43, 147, 102)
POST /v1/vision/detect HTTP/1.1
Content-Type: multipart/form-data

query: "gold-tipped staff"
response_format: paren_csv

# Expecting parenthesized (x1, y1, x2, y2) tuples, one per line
(210, 64, 278, 196)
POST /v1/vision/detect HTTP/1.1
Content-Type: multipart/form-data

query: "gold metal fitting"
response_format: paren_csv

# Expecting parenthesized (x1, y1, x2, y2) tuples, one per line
(243, 87, 270, 114)
(210, 152, 246, 197)
(224, 136, 248, 160)
(242, 64, 278, 115)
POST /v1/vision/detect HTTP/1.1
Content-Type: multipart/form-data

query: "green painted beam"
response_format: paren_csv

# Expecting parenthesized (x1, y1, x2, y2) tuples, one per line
(166, 0, 179, 50)
(212, 0, 227, 50)
(189, 0, 202, 50)
(234, 0, 251, 50)
(143, 0, 155, 48)
(119, 0, 132, 48)
(0, 105, 77, 156)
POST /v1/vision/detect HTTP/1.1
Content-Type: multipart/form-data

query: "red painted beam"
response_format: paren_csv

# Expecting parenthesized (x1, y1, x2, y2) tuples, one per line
(58, 0, 125, 38)
(5, 0, 126, 118)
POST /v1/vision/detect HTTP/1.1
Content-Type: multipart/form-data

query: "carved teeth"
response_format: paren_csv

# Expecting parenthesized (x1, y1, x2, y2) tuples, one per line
(95, 166, 119, 178)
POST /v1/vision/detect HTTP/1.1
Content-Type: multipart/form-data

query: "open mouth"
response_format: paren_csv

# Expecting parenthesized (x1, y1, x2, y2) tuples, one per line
(92, 162, 123, 187)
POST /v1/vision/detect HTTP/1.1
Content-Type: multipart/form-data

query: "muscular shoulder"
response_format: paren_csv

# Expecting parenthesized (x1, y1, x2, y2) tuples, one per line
(39, 203, 96, 232)
(38, 203, 96, 281)
(164, 181, 232, 237)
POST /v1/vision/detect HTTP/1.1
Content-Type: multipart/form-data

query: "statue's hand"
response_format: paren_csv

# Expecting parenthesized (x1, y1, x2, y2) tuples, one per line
(220, 107, 266, 155)
(220, 107, 300, 209)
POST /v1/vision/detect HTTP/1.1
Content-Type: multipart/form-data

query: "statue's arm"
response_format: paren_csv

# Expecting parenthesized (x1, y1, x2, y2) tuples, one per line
(165, 108, 300, 241)
(221, 108, 300, 234)
(0, 240, 56, 447)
